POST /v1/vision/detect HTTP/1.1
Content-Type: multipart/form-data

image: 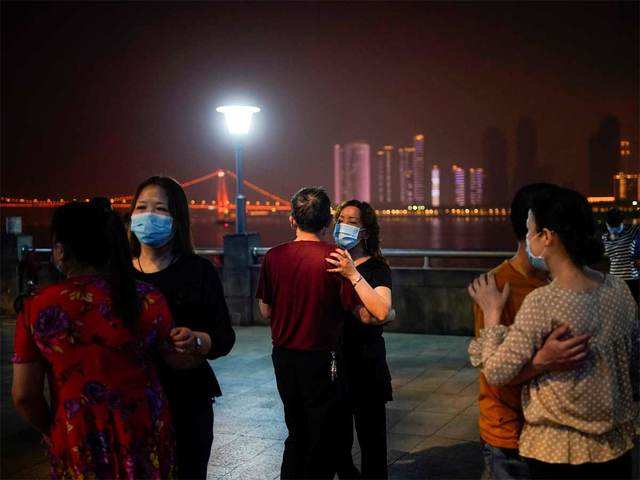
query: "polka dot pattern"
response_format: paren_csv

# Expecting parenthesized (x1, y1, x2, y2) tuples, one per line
(470, 274, 639, 464)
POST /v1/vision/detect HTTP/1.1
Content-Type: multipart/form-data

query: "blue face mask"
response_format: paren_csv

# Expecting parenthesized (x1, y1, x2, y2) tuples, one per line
(130, 213, 174, 248)
(525, 232, 549, 271)
(607, 224, 624, 235)
(333, 223, 361, 250)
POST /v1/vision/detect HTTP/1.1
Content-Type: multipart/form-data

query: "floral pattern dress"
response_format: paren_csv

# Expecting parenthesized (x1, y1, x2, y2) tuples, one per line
(13, 275, 176, 479)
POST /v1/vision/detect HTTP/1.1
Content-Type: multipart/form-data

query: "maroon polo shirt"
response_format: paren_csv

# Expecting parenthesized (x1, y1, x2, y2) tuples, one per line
(256, 240, 357, 351)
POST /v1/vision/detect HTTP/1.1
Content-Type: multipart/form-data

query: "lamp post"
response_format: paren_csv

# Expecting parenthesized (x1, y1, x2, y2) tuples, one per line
(216, 105, 260, 234)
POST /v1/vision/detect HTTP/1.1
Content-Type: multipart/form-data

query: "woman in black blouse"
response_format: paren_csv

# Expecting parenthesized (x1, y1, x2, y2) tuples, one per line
(129, 176, 235, 480)
(326, 200, 394, 480)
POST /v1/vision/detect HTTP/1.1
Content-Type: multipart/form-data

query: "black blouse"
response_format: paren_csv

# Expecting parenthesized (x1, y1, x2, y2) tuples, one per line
(134, 253, 235, 402)
(342, 257, 393, 402)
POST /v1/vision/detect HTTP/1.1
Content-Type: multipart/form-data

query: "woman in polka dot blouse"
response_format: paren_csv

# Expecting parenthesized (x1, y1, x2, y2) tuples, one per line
(469, 187, 638, 480)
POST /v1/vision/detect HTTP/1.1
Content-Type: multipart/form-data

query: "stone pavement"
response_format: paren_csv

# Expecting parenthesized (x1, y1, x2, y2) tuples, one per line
(3, 324, 485, 479)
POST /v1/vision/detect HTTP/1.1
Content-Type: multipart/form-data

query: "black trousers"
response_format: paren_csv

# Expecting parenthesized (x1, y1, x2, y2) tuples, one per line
(272, 347, 346, 480)
(171, 397, 214, 480)
(625, 279, 639, 303)
(338, 402, 389, 479)
(527, 450, 633, 480)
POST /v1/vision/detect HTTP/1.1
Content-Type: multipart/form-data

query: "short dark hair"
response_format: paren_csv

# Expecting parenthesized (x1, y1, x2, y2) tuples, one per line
(605, 208, 624, 227)
(530, 187, 604, 267)
(290, 187, 332, 233)
(52, 201, 140, 327)
(510, 183, 559, 241)
(129, 176, 194, 258)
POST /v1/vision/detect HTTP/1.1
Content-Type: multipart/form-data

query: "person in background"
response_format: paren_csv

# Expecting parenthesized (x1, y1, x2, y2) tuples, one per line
(130, 176, 236, 480)
(12, 201, 176, 479)
(602, 207, 639, 302)
(257, 187, 388, 480)
(326, 200, 393, 480)
(468, 183, 593, 480)
(469, 187, 638, 480)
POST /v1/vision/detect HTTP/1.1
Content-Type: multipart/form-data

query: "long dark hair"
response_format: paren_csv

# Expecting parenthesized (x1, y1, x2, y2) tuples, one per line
(51, 200, 141, 326)
(530, 187, 604, 267)
(335, 199, 387, 264)
(129, 176, 194, 258)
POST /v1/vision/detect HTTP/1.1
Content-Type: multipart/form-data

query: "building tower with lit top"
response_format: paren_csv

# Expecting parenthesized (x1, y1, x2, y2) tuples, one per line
(399, 147, 415, 204)
(413, 134, 427, 204)
(469, 168, 484, 206)
(374, 146, 394, 205)
(334, 142, 371, 203)
(453, 165, 466, 206)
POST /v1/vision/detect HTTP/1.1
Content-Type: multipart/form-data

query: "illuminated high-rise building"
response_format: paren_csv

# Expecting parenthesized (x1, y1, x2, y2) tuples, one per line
(374, 146, 394, 205)
(589, 116, 621, 196)
(334, 142, 371, 203)
(469, 168, 484, 206)
(431, 165, 440, 207)
(453, 165, 466, 206)
(399, 147, 415, 204)
(614, 172, 640, 202)
(620, 139, 632, 171)
(413, 134, 427, 204)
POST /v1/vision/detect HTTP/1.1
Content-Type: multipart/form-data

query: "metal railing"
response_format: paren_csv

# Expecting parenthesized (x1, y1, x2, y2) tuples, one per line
(251, 247, 513, 269)
(22, 246, 514, 270)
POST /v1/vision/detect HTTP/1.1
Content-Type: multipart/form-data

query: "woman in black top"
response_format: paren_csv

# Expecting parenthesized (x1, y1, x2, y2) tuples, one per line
(326, 200, 394, 480)
(129, 176, 235, 480)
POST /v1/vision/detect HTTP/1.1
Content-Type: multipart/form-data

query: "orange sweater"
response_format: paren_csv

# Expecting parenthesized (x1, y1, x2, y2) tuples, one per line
(473, 260, 547, 449)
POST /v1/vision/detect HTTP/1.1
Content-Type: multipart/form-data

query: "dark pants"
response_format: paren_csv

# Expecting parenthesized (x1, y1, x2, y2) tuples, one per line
(527, 450, 633, 480)
(338, 402, 388, 479)
(625, 279, 639, 303)
(272, 347, 345, 480)
(482, 444, 530, 480)
(171, 397, 214, 480)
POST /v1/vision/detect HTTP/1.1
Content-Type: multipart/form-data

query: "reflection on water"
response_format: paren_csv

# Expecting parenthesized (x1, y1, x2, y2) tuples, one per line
(178, 212, 518, 251)
(2, 209, 518, 251)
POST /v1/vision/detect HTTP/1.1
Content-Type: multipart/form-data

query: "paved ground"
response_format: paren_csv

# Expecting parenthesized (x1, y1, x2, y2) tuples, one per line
(2, 324, 485, 479)
(3, 324, 637, 479)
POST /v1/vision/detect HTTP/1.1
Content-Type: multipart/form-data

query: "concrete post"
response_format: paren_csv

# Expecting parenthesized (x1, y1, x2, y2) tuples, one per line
(222, 232, 261, 325)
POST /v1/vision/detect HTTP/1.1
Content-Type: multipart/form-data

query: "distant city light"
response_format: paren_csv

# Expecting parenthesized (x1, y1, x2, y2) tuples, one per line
(216, 105, 260, 135)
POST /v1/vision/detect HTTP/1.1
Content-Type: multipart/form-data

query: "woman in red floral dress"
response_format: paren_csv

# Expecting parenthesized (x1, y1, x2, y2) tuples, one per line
(12, 201, 177, 479)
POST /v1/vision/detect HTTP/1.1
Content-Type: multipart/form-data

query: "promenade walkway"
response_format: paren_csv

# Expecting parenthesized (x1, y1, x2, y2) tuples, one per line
(2, 323, 637, 479)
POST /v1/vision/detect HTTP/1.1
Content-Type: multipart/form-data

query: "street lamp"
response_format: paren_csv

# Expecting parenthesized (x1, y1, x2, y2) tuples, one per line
(216, 105, 260, 234)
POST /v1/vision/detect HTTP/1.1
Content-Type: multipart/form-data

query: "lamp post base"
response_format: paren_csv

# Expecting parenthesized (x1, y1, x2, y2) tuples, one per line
(222, 232, 261, 325)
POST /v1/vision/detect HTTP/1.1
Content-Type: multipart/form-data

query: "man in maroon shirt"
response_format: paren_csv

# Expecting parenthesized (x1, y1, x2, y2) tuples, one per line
(257, 187, 358, 480)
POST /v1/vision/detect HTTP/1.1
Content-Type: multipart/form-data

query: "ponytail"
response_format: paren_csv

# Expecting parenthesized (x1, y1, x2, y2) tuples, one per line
(101, 203, 141, 327)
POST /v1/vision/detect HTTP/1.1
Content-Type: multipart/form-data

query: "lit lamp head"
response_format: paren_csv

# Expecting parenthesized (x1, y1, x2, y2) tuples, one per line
(216, 105, 260, 135)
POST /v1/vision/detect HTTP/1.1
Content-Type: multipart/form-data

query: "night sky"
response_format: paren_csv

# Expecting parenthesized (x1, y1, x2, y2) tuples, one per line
(2, 2, 638, 200)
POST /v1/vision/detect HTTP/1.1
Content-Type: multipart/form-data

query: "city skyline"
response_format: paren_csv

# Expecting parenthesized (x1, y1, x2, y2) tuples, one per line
(2, 2, 638, 200)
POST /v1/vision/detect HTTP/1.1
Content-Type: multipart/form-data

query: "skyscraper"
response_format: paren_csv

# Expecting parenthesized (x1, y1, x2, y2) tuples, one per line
(514, 118, 538, 191)
(620, 139, 632, 171)
(453, 165, 466, 206)
(413, 134, 427, 204)
(334, 142, 371, 203)
(482, 127, 508, 205)
(589, 116, 621, 196)
(374, 146, 394, 206)
(398, 147, 415, 204)
(614, 173, 640, 202)
(469, 168, 484, 206)
(431, 165, 440, 207)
